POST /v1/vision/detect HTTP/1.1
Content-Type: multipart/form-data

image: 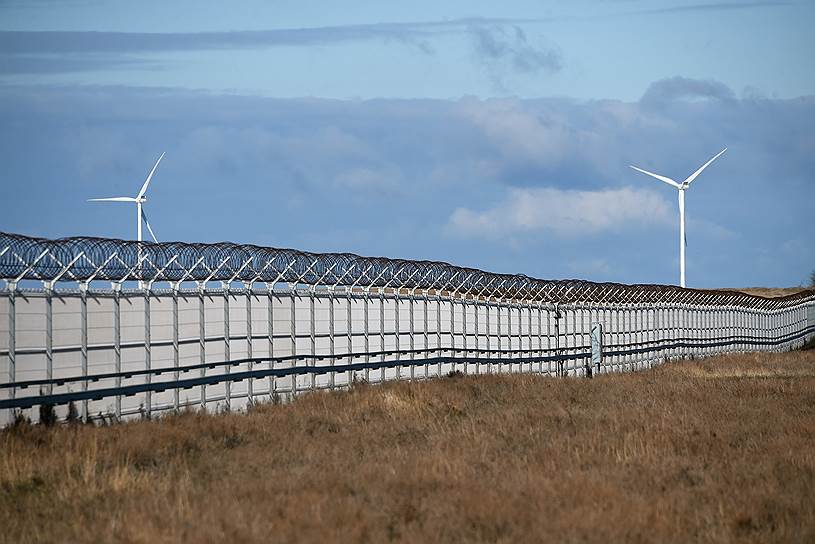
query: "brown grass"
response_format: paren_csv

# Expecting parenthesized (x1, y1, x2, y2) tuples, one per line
(717, 287, 810, 298)
(3, 351, 815, 543)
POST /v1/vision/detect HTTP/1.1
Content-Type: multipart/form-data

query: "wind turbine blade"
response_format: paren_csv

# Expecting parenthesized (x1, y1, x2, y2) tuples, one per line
(629, 165, 681, 188)
(87, 197, 138, 202)
(682, 147, 727, 188)
(141, 209, 158, 243)
(136, 151, 165, 200)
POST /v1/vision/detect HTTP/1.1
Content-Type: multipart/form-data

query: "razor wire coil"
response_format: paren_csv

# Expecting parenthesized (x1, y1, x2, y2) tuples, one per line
(1, 231, 812, 309)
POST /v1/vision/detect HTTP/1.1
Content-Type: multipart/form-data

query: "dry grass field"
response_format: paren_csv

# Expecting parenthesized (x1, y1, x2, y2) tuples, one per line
(2, 349, 815, 543)
(718, 287, 811, 298)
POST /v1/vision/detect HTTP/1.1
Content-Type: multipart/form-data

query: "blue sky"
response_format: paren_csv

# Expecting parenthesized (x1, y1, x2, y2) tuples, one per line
(0, 0, 813, 288)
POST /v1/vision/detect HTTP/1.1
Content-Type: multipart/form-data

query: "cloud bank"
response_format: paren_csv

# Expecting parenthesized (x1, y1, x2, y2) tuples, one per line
(0, 18, 562, 78)
(641, 76, 736, 106)
(0, 77, 812, 286)
(1, 1, 790, 76)
(448, 186, 671, 239)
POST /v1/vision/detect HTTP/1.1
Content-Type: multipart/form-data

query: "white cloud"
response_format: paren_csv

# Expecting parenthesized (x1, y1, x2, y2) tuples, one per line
(456, 97, 573, 167)
(447, 186, 671, 239)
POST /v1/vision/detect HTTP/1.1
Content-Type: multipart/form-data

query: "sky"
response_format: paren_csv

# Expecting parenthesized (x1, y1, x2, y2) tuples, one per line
(0, 0, 813, 288)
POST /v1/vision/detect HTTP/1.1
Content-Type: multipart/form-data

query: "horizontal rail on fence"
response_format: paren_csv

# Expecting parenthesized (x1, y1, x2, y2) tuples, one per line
(604, 326, 814, 357)
(3, 325, 802, 361)
(2, 351, 588, 411)
(0, 330, 560, 359)
(0, 345, 590, 392)
(0, 345, 587, 391)
(6, 324, 810, 392)
(2, 325, 813, 411)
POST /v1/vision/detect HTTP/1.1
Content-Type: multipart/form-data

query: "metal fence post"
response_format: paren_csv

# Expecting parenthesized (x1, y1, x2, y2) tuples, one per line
(509, 302, 516, 373)
(6, 281, 16, 417)
(449, 293, 455, 374)
(222, 282, 231, 409)
(80, 282, 89, 421)
(113, 283, 122, 417)
(436, 290, 442, 377)
(703, 306, 709, 357)
(346, 287, 353, 386)
(290, 283, 297, 397)
(463, 295, 469, 375)
(584, 306, 591, 373)
(143, 283, 151, 418)
(545, 304, 552, 375)
(526, 301, 532, 373)
(395, 288, 401, 380)
(172, 282, 180, 411)
(423, 290, 429, 378)
(198, 281, 207, 409)
(473, 296, 480, 375)
(484, 295, 492, 374)
(364, 287, 370, 383)
(505, 301, 511, 372)
(537, 301, 543, 373)
(653, 304, 660, 366)
(409, 290, 415, 381)
(309, 286, 316, 391)
(678, 304, 684, 360)
(497, 300, 503, 373)
(245, 282, 254, 403)
(267, 283, 275, 397)
(380, 288, 386, 383)
(571, 306, 578, 376)
(612, 306, 618, 371)
(44, 283, 53, 396)
(328, 288, 336, 390)
(554, 304, 562, 377)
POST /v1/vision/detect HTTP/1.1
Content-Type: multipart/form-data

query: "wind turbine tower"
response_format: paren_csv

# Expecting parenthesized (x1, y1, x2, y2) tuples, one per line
(630, 148, 726, 288)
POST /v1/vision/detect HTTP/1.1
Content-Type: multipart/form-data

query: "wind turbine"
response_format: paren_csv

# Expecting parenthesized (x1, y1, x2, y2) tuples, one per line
(88, 152, 165, 243)
(630, 148, 727, 288)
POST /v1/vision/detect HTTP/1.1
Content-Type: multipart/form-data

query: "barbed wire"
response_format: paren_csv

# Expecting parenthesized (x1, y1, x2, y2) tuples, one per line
(1, 231, 813, 309)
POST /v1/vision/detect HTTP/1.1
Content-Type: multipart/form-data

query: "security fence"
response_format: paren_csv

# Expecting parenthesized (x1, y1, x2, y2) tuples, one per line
(2, 231, 814, 425)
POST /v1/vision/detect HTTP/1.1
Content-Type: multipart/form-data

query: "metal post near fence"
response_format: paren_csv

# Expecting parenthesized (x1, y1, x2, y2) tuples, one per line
(590, 322, 602, 378)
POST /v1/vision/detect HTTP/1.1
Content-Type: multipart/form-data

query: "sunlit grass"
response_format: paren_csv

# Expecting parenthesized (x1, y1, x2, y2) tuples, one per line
(2, 349, 815, 543)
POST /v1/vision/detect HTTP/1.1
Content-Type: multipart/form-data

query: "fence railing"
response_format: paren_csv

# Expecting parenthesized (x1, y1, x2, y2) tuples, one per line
(2, 231, 814, 425)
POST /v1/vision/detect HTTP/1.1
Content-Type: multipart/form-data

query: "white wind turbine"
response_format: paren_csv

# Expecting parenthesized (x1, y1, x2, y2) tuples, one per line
(630, 148, 727, 288)
(87, 152, 165, 243)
